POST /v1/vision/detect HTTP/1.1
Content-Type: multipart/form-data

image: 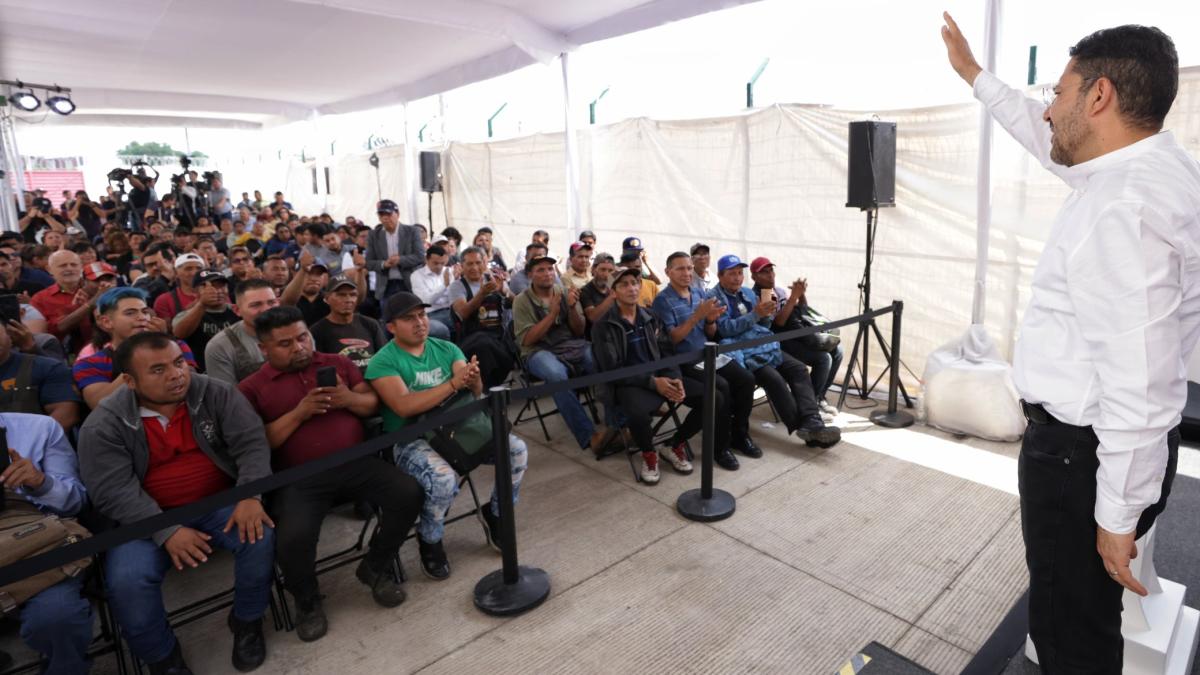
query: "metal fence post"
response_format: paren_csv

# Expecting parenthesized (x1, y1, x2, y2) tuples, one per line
(676, 342, 736, 521)
(869, 302, 915, 428)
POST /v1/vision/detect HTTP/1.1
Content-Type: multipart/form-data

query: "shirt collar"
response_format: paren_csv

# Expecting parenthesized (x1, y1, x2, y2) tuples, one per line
(1069, 130, 1176, 183)
(259, 352, 328, 381)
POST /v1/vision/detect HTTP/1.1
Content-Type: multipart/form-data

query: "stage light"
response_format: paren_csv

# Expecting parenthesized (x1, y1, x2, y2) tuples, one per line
(46, 94, 75, 115)
(10, 89, 40, 112)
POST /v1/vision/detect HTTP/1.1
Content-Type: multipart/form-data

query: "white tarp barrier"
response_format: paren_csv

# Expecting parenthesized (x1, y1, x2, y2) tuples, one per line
(433, 66, 1200, 392)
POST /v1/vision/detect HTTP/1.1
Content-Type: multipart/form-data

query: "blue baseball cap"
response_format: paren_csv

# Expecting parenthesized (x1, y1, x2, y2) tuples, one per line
(717, 254, 748, 273)
(622, 236, 643, 252)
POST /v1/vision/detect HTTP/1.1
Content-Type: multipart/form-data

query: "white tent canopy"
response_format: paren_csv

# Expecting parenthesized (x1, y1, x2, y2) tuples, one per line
(0, 0, 761, 127)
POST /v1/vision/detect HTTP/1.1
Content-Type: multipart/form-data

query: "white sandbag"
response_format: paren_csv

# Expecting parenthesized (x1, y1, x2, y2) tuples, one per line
(920, 325, 1026, 441)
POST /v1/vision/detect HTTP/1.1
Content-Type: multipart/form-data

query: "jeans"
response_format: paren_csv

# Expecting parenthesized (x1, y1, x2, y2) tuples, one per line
(752, 352, 822, 433)
(615, 378, 728, 454)
(427, 307, 453, 340)
(525, 348, 597, 449)
(272, 456, 423, 600)
(105, 503, 275, 664)
(1020, 419, 1179, 673)
(20, 577, 91, 674)
(394, 435, 528, 543)
(783, 341, 844, 399)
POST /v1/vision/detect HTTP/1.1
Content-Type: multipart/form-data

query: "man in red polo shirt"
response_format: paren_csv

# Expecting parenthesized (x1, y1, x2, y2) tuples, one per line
(238, 306, 422, 642)
(78, 332, 276, 673)
(30, 251, 117, 351)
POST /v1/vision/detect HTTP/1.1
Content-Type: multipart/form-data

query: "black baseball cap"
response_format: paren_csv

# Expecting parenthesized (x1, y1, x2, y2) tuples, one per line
(619, 250, 640, 265)
(525, 255, 557, 273)
(383, 291, 430, 322)
(325, 275, 358, 293)
(377, 199, 399, 214)
(194, 270, 228, 286)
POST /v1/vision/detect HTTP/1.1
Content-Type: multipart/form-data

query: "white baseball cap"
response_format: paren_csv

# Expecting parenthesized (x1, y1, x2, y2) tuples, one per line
(174, 252, 207, 269)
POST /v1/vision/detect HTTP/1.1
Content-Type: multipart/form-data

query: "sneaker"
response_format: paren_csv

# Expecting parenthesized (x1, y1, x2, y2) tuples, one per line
(819, 410, 835, 423)
(715, 448, 740, 471)
(293, 594, 328, 642)
(417, 537, 451, 580)
(227, 612, 266, 672)
(148, 642, 193, 675)
(794, 421, 842, 448)
(355, 559, 407, 608)
(478, 506, 503, 553)
(819, 400, 839, 417)
(640, 451, 661, 484)
(658, 442, 693, 474)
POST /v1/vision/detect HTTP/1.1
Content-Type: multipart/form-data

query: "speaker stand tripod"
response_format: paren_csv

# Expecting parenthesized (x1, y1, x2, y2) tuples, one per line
(836, 207, 914, 420)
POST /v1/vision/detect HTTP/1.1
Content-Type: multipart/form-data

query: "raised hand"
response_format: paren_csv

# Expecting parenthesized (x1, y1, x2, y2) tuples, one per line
(941, 12, 982, 85)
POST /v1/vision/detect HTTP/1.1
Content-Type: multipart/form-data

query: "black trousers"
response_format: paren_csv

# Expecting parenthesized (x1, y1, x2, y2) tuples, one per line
(614, 378, 729, 454)
(1019, 419, 1179, 673)
(271, 455, 424, 600)
(683, 359, 755, 447)
(752, 352, 820, 433)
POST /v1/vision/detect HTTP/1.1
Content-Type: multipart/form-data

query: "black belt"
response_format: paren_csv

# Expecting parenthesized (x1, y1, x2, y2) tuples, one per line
(1020, 400, 1058, 425)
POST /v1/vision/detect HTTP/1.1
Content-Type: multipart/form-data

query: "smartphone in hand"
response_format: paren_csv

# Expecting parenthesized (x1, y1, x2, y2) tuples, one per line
(316, 366, 337, 389)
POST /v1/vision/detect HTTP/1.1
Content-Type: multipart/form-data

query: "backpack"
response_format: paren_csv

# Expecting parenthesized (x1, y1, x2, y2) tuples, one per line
(0, 499, 92, 614)
(418, 390, 508, 475)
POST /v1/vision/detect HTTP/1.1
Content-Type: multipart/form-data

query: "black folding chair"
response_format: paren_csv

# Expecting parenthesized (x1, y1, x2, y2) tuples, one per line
(599, 400, 691, 483)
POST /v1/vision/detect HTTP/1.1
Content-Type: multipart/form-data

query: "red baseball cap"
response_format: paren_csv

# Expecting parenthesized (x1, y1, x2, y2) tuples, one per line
(749, 257, 774, 274)
(83, 262, 118, 281)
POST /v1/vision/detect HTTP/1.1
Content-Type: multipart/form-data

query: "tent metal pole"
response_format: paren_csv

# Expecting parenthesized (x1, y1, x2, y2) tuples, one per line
(403, 103, 421, 224)
(561, 52, 582, 239)
(972, 0, 1001, 325)
(0, 110, 20, 232)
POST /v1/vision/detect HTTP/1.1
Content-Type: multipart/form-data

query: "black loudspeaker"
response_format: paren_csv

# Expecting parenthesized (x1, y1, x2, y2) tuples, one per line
(846, 121, 896, 210)
(420, 151, 442, 193)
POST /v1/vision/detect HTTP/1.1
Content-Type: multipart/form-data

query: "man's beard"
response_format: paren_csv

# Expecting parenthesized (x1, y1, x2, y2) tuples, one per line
(1049, 99, 1088, 167)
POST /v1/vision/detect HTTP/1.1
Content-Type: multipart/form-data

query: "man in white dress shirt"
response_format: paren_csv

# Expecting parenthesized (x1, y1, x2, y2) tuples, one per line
(944, 15, 1199, 671)
(409, 244, 454, 340)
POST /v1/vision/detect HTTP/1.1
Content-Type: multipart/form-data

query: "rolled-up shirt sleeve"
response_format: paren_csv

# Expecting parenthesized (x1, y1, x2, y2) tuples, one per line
(1066, 201, 1182, 534)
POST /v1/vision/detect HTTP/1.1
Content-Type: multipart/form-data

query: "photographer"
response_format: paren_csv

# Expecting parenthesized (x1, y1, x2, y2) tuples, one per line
(127, 164, 159, 230)
(66, 191, 109, 241)
(17, 197, 65, 245)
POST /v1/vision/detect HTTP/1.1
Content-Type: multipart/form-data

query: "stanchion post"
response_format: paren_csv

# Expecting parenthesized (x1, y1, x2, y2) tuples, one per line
(869, 301, 915, 429)
(676, 343, 736, 522)
(474, 386, 551, 616)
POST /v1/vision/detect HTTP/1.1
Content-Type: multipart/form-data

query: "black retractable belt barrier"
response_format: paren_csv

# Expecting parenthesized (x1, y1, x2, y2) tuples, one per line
(676, 342, 736, 522)
(0, 304, 910, 605)
(473, 386, 551, 616)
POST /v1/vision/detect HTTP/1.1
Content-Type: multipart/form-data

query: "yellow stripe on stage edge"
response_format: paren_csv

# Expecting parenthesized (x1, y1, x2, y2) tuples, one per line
(836, 652, 872, 675)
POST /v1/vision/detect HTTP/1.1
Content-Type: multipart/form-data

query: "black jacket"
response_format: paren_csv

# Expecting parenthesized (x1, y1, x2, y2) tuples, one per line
(590, 303, 680, 391)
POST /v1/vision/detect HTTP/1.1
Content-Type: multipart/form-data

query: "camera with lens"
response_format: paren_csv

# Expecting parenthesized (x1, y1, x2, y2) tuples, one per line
(31, 197, 52, 212)
(179, 155, 192, 170)
(107, 167, 132, 182)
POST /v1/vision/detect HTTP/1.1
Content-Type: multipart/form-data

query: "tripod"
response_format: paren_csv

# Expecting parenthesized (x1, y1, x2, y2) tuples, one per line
(836, 207, 913, 412)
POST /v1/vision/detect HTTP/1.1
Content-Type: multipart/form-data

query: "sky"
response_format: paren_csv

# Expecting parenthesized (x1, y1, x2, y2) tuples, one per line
(13, 0, 1200, 193)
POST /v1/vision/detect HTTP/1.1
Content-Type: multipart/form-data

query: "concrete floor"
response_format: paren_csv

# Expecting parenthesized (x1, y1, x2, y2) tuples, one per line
(3, 397, 1031, 674)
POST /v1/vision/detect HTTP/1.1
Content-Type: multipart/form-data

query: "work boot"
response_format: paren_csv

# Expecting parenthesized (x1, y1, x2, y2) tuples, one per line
(355, 559, 407, 608)
(227, 611, 266, 672)
(293, 594, 328, 642)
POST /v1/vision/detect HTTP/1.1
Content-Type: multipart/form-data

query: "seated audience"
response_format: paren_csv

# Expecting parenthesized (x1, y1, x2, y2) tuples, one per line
(449, 247, 515, 388)
(750, 257, 843, 415)
(310, 275, 389, 372)
(621, 237, 662, 286)
(511, 229, 549, 271)
(153, 252, 206, 321)
(0, 322, 80, 429)
(173, 270, 239, 372)
(513, 255, 606, 451)
(31, 251, 115, 350)
(409, 245, 455, 340)
(578, 230, 597, 249)
(204, 279, 280, 385)
(617, 251, 659, 308)
(651, 251, 754, 470)
(0, 412, 91, 673)
(561, 242, 592, 291)
(78, 332, 275, 673)
(593, 267, 718, 483)
(367, 292, 528, 579)
(690, 243, 714, 293)
(239, 307, 422, 641)
(711, 255, 841, 449)
(131, 242, 177, 304)
(472, 227, 506, 271)
(260, 256, 291, 296)
(579, 252, 617, 334)
(506, 241, 549, 296)
(74, 287, 197, 409)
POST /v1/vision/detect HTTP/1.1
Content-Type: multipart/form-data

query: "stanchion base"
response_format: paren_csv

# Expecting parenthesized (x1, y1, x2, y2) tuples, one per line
(677, 488, 736, 522)
(473, 566, 551, 617)
(870, 410, 915, 428)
